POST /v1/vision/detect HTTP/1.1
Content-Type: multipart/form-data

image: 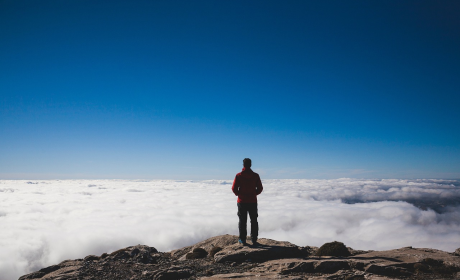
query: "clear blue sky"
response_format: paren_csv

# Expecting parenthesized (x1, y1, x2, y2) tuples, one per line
(1, 0, 459, 179)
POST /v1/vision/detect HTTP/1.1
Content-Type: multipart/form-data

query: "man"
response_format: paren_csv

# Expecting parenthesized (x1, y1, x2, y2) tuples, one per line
(232, 158, 263, 246)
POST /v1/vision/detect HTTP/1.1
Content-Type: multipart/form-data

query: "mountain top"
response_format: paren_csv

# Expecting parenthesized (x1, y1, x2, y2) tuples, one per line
(19, 234, 460, 280)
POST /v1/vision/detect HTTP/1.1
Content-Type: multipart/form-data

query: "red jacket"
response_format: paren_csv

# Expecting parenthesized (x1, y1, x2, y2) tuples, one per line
(232, 167, 263, 203)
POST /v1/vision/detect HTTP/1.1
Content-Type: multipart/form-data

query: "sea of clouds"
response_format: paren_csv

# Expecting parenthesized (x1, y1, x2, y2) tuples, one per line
(1, 179, 459, 280)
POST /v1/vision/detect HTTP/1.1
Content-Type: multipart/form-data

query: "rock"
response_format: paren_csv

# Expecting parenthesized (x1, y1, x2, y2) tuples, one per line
(129, 245, 158, 264)
(314, 260, 350, 273)
(344, 275, 365, 280)
(38, 264, 61, 274)
(422, 257, 444, 267)
(347, 247, 369, 256)
(17, 235, 460, 280)
(421, 257, 460, 275)
(210, 246, 223, 257)
(18, 262, 82, 280)
(259, 259, 350, 274)
(153, 266, 194, 280)
(171, 234, 238, 259)
(18, 271, 46, 280)
(354, 246, 459, 264)
(214, 238, 301, 263)
(109, 248, 131, 260)
(107, 245, 158, 264)
(186, 247, 208, 259)
(299, 246, 318, 257)
(455, 248, 460, 256)
(279, 260, 315, 274)
(316, 241, 351, 257)
(365, 264, 411, 277)
(413, 262, 429, 273)
(200, 272, 301, 279)
(84, 255, 100, 262)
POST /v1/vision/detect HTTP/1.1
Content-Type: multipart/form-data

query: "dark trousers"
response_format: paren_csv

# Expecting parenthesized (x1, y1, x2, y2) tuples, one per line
(237, 203, 258, 242)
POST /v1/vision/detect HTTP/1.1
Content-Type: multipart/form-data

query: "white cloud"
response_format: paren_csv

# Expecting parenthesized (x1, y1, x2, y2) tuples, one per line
(0, 179, 459, 280)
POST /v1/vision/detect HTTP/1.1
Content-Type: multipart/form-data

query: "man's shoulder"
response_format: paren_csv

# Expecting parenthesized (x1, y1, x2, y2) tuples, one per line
(237, 170, 260, 178)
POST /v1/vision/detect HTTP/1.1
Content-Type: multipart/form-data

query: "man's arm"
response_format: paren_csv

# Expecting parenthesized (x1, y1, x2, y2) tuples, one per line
(256, 175, 263, 195)
(232, 175, 239, 196)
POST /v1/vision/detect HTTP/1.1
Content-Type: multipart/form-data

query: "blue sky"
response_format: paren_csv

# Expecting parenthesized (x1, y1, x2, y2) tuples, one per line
(1, 0, 459, 179)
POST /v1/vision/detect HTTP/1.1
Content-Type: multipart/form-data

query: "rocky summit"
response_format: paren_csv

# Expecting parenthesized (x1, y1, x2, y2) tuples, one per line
(19, 235, 460, 280)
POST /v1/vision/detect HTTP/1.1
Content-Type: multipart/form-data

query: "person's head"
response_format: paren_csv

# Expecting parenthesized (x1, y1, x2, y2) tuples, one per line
(243, 158, 252, 168)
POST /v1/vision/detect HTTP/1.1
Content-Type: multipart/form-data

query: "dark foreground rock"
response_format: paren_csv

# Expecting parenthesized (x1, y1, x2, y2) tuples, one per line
(316, 241, 351, 257)
(19, 235, 460, 280)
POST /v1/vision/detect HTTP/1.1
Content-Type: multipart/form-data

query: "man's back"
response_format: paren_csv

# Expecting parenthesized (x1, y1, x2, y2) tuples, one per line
(232, 167, 263, 203)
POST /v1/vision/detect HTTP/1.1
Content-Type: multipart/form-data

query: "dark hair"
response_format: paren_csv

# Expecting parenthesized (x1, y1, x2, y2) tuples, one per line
(243, 158, 252, 168)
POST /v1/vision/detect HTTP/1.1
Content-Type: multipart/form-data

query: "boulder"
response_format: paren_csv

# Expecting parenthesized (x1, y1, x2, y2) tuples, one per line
(108, 244, 158, 264)
(130, 245, 159, 264)
(185, 247, 208, 259)
(316, 241, 351, 257)
(454, 248, 460, 256)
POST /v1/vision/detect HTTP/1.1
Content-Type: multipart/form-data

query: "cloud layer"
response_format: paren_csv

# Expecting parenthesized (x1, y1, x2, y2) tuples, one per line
(1, 179, 459, 280)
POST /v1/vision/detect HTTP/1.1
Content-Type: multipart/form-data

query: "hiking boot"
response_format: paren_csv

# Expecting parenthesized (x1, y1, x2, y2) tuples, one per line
(252, 240, 259, 246)
(238, 238, 247, 246)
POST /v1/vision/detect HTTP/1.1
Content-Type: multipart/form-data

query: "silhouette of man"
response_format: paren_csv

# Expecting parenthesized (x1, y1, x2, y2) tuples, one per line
(232, 158, 263, 246)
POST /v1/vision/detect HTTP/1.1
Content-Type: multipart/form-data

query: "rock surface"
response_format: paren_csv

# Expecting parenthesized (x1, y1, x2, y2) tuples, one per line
(19, 234, 460, 280)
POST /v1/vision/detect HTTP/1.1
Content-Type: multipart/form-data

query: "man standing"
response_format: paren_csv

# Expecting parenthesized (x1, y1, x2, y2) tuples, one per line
(232, 158, 263, 246)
